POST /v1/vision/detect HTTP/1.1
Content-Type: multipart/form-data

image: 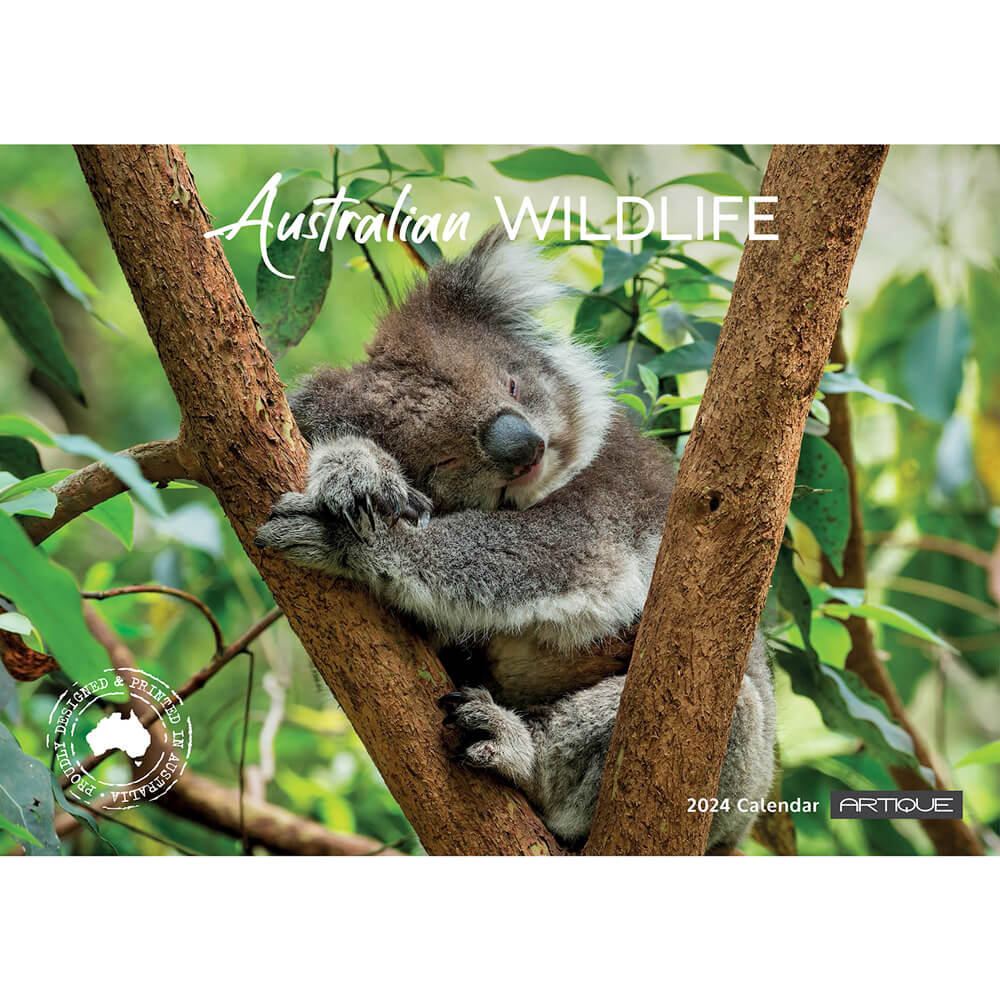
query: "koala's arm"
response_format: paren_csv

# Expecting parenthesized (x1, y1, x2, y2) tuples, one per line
(287, 367, 372, 443)
(256, 487, 653, 650)
(440, 632, 776, 850)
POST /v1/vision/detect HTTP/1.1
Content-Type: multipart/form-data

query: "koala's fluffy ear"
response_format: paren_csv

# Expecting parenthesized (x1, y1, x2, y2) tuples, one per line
(425, 225, 564, 332)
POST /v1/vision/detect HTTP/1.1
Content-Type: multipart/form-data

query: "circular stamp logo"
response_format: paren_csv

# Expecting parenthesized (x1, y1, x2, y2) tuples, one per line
(47, 666, 193, 810)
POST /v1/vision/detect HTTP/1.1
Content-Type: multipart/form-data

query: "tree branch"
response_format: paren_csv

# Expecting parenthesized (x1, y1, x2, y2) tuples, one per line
(49, 776, 402, 856)
(74, 144, 560, 856)
(163, 771, 405, 856)
(22, 438, 192, 545)
(81, 585, 225, 654)
(586, 145, 889, 855)
(820, 329, 984, 855)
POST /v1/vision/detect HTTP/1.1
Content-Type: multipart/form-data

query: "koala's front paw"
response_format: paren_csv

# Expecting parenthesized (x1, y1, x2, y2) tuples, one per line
(308, 436, 432, 535)
(438, 688, 535, 785)
(254, 493, 344, 569)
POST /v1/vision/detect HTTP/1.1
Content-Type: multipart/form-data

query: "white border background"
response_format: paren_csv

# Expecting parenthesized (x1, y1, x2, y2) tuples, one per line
(3, 1, 996, 992)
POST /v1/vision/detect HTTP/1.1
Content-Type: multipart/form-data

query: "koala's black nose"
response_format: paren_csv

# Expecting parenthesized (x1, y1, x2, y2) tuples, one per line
(480, 413, 545, 475)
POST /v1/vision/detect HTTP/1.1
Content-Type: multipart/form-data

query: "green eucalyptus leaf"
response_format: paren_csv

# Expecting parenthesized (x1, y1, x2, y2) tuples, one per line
(791, 435, 850, 575)
(572, 288, 631, 343)
(491, 147, 614, 186)
(954, 740, 1000, 769)
(601, 247, 654, 293)
(819, 370, 913, 409)
(49, 774, 102, 837)
(0, 720, 59, 854)
(814, 584, 865, 608)
(0, 204, 99, 304)
(653, 394, 702, 411)
(0, 414, 55, 445)
(345, 177, 384, 201)
(255, 203, 333, 358)
(277, 168, 329, 187)
(810, 397, 831, 426)
(616, 393, 647, 418)
(83, 493, 134, 549)
(0, 256, 85, 403)
(713, 144, 755, 166)
(0, 488, 57, 518)
(771, 640, 934, 783)
(821, 601, 955, 651)
(0, 468, 72, 501)
(902, 307, 971, 424)
(0, 510, 112, 692)
(416, 145, 445, 173)
(645, 172, 750, 198)
(53, 434, 166, 519)
(0, 225, 50, 276)
(637, 363, 659, 399)
(856, 273, 936, 370)
(662, 253, 734, 290)
(646, 339, 717, 376)
(0, 436, 44, 479)
(368, 201, 443, 268)
(0, 809, 43, 848)
(773, 542, 815, 653)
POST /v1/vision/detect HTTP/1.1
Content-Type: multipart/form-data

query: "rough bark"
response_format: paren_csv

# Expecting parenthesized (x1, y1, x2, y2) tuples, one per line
(820, 331, 984, 855)
(74, 144, 560, 856)
(586, 145, 889, 855)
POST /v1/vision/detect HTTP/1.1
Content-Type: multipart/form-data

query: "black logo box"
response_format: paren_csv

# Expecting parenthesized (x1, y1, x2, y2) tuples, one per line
(830, 790, 963, 820)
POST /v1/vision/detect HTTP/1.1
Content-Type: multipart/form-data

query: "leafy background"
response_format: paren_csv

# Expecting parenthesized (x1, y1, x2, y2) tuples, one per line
(0, 145, 998, 855)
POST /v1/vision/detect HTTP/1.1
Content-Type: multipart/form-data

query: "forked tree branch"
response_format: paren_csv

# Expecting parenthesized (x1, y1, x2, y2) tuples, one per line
(74, 144, 560, 856)
(820, 330, 983, 855)
(586, 145, 890, 855)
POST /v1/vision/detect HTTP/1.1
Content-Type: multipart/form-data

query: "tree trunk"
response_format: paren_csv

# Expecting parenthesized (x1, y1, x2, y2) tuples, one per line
(74, 144, 560, 856)
(586, 145, 889, 855)
(820, 331, 984, 855)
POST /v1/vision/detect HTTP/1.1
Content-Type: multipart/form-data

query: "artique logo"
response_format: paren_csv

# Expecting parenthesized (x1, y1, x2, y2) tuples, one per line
(830, 790, 963, 820)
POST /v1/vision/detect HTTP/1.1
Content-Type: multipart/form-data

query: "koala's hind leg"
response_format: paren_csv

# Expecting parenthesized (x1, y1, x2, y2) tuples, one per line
(439, 687, 539, 794)
(439, 636, 776, 853)
(438, 677, 624, 848)
(706, 633, 777, 851)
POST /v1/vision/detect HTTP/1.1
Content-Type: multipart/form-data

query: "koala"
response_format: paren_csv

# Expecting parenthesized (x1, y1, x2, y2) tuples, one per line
(255, 227, 776, 852)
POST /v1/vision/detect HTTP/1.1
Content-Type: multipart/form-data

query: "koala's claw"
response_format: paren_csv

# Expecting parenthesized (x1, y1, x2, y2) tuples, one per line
(363, 494, 378, 532)
(438, 690, 465, 709)
(308, 438, 432, 534)
(341, 506, 366, 542)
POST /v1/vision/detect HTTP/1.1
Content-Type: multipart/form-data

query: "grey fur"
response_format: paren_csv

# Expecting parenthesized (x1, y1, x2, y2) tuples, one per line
(255, 227, 776, 851)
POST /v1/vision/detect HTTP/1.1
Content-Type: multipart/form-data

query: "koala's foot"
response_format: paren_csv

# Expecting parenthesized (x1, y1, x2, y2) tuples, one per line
(308, 436, 431, 535)
(438, 687, 537, 790)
